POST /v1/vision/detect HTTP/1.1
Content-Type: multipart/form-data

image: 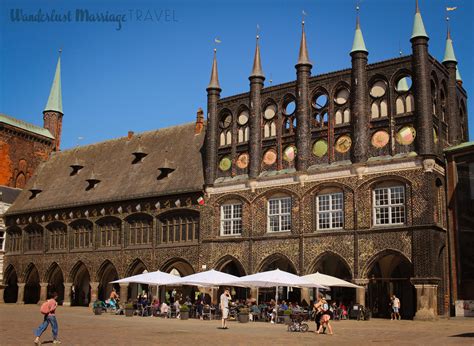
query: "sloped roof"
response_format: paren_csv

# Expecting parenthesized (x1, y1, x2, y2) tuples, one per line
(0, 186, 22, 205)
(6, 122, 205, 215)
(0, 113, 54, 139)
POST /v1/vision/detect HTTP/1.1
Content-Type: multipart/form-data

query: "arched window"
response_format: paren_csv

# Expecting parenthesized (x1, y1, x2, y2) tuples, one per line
(396, 97, 405, 115)
(370, 80, 388, 119)
(334, 87, 350, 124)
(316, 189, 344, 230)
(312, 92, 329, 128)
(127, 214, 153, 246)
(219, 112, 232, 147)
(237, 109, 249, 143)
(373, 184, 405, 226)
(267, 196, 292, 232)
(431, 80, 437, 115)
(440, 88, 446, 121)
(405, 94, 414, 113)
(71, 220, 93, 249)
(6, 227, 22, 253)
(47, 222, 67, 251)
(97, 217, 121, 247)
(158, 211, 199, 243)
(395, 75, 414, 115)
(282, 99, 296, 134)
(24, 225, 43, 252)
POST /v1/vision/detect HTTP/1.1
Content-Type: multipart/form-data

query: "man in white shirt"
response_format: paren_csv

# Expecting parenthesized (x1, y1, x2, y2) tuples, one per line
(391, 295, 401, 320)
(220, 288, 231, 329)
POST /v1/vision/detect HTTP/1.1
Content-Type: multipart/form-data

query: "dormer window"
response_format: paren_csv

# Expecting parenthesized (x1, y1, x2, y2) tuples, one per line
(29, 187, 42, 200)
(70, 163, 84, 176)
(86, 176, 101, 191)
(132, 146, 148, 164)
(157, 168, 175, 180)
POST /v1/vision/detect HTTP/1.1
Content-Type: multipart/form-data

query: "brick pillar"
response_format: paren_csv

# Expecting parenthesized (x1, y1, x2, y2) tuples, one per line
(248, 76, 264, 180)
(90, 282, 99, 306)
(119, 283, 129, 302)
(39, 282, 48, 303)
(412, 283, 438, 321)
(443, 60, 461, 145)
(295, 62, 312, 172)
(63, 282, 72, 307)
(17, 283, 25, 304)
(205, 89, 221, 186)
(354, 279, 368, 306)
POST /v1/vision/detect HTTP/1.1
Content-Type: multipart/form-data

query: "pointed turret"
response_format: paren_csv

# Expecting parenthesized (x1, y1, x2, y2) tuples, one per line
(250, 35, 264, 78)
(351, 10, 368, 54)
(44, 54, 62, 114)
(207, 49, 221, 90)
(411, 0, 429, 39)
(456, 66, 462, 84)
(442, 27, 457, 63)
(43, 50, 64, 151)
(297, 21, 311, 66)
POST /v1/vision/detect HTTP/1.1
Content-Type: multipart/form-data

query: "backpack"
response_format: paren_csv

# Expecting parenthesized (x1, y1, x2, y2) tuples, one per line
(40, 301, 50, 315)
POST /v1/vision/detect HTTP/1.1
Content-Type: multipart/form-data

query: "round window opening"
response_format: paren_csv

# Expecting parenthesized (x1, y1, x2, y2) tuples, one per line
(396, 76, 413, 92)
(263, 104, 277, 120)
(238, 110, 249, 125)
(220, 114, 232, 129)
(284, 100, 296, 116)
(370, 81, 387, 98)
(335, 88, 350, 105)
(313, 94, 328, 109)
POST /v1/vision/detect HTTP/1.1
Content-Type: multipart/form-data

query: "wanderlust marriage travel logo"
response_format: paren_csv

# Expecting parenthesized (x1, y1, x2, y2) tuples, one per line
(10, 8, 178, 31)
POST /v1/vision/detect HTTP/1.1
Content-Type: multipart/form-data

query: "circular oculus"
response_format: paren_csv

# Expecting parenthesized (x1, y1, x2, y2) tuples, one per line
(313, 140, 328, 157)
(335, 89, 349, 105)
(220, 114, 232, 129)
(396, 126, 416, 145)
(283, 146, 297, 162)
(263, 149, 277, 165)
(263, 104, 276, 120)
(335, 135, 352, 153)
(219, 157, 232, 171)
(371, 131, 390, 148)
(236, 153, 249, 169)
(238, 111, 249, 125)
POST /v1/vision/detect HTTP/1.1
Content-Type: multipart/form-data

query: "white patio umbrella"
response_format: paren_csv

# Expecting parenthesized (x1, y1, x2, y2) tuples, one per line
(226, 269, 328, 303)
(111, 270, 183, 286)
(174, 269, 241, 287)
(303, 272, 362, 289)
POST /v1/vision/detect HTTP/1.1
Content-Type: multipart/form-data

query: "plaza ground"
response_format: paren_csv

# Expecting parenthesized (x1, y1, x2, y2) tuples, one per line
(0, 305, 473, 345)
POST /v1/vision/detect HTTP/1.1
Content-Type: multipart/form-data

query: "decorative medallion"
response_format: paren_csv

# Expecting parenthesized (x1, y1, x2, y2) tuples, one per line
(264, 104, 276, 120)
(238, 111, 249, 125)
(396, 126, 416, 145)
(219, 157, 232, 171)
(263, 149, 277, 165)
(283, 146, 297, 162)
(371, 130, 390, 148)
(335, 135, 352, 153)
(236, 153, 249, 169)
(312, 140, 328, 157)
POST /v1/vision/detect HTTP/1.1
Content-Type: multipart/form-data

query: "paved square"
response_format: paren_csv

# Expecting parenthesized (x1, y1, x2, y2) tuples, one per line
(0, 305, 473, 345)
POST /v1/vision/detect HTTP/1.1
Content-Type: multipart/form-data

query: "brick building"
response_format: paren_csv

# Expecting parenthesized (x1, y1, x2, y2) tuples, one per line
(1, 4, 469, 319)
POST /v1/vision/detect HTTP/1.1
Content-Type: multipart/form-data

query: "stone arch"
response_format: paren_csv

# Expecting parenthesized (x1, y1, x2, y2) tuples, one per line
(214, 255, 246, 276)
(3, 264, 18, 303)
(96, 260, 119, 301)
(44, 262, 65, 303)
(254, 186, 300, 202)
(69, 261, 91, 306)
(390, 68, 413, 87)
(23, 263, 40, 304)
(363, 249, 414, 319)
(257, 253, 297, 274)
(308, 251, 353, 279)
(215, 193, 251, 205)
(305, 181, 354, 198)
(359, 174, 412, 191)
(160, 257, 195, 277)
(124, 258, 149, 301)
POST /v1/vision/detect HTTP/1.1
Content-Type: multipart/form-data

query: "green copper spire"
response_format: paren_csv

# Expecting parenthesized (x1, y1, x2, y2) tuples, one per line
(443, 27, 457, 63)
(44, 52, 63, 114)
(456, 66, 462, 82)
(411, 0, 429, 39)
(351, 7, 368, 54)
(207, 48, 221, 90)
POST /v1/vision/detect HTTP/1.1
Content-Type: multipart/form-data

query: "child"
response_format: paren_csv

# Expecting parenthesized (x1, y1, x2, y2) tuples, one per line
(34, 292, 61, 344)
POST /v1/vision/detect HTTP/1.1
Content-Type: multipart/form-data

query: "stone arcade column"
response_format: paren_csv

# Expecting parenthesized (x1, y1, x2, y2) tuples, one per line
(300, 288, 311, 306)
(39, 282, 48, 303)
(63, 282, 72, 307)
(16, 283, 25, 304)
(90, 282, 99, 306)
(354, 279, 368, 307)
(119, 283, 129, 302)
(411, 279, 439, 320)
(250, 288, 258, 303)
(0, 287, 5, 304)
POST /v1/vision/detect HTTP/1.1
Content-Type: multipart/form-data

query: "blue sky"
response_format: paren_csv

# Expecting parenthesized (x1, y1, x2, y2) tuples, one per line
(1, 0, 473, 149)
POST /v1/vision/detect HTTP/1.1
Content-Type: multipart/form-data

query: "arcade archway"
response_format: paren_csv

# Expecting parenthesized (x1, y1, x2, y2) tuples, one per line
(161, 258, 195, 304)
(257, 254, 299, 303)
(126, 259, 148, 301)
(24, 264, 40, 304)
(365, 251, 415, 319)
(70, 262, 91, 306)
(216, 256, 247, 300)
(97, 261, 119, 301)
(45, 263, 65, 304)
(3, 265, 18, 303)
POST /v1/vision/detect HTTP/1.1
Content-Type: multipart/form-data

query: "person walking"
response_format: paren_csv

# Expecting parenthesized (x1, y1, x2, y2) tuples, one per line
(220, 288, 231, 329)
(34, 292, 61, 345)
(391, 295, 401, 320)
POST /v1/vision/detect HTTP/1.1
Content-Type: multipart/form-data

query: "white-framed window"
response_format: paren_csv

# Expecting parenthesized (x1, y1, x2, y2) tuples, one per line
(220, 204, 242, 236)
(267, 197, 291, 232)
(373, 186, 405, 226)
(0, 231, 5, 251)
(316, 192, 344, 230)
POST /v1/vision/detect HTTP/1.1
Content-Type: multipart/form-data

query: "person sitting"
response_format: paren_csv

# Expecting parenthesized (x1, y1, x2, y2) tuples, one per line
(151, 299, 160, 316)
(160, 302, 169, 317)
(249, 303, 261, 321)
(280, 300, 289, 311)
(173, 300, 181, 319)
